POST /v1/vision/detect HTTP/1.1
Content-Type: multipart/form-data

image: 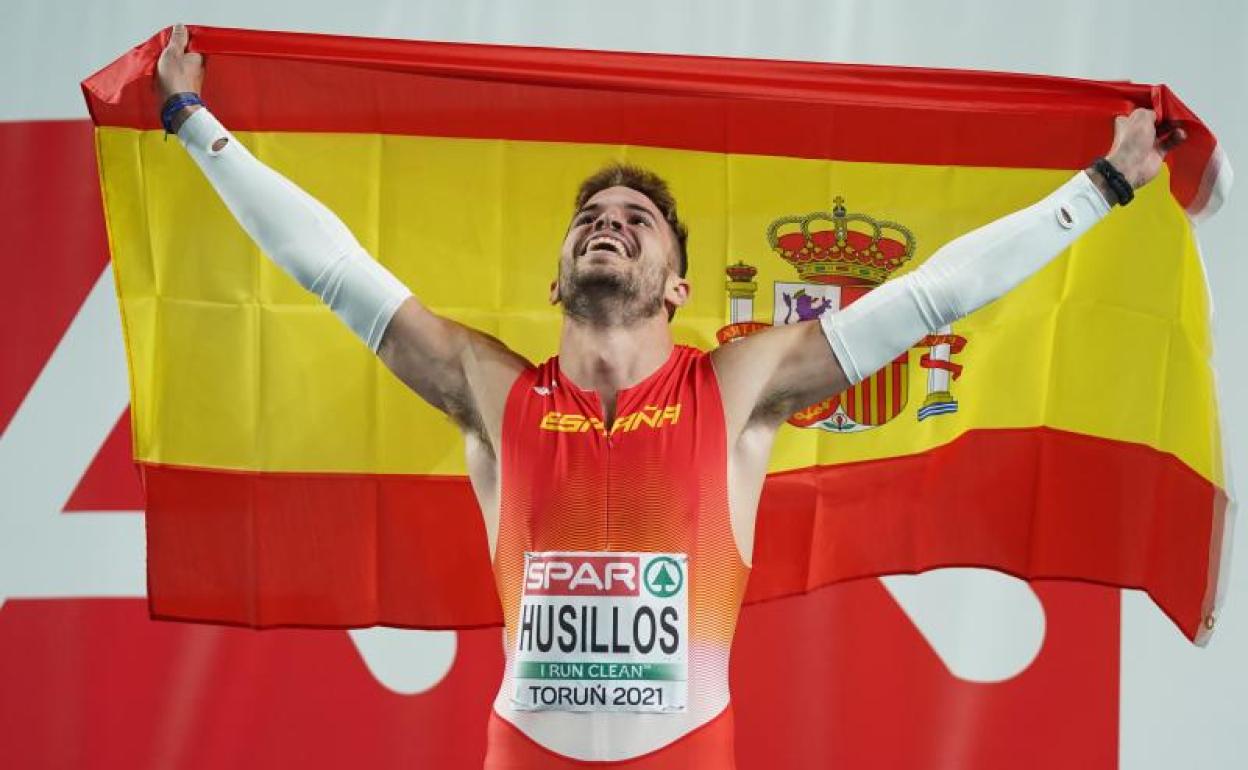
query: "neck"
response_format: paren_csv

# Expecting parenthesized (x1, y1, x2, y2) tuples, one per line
(557, 312, 674, 400)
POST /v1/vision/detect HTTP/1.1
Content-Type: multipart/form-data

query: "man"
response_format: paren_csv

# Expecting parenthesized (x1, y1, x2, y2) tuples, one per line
(156, 23, 1181, 769)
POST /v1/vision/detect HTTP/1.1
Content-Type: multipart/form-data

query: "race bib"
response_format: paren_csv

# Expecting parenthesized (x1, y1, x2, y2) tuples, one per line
(511, 551, 688, 713)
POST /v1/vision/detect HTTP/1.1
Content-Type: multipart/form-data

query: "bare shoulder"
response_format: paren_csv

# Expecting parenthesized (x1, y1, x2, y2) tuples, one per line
(462, 325, 533, 429)
(710, 319, 844, 441)
(709, 322, 810, 439)
(380, 298, 531, 447)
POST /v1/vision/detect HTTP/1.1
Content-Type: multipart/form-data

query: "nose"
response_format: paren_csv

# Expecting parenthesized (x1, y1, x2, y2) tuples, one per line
(592, 208, 624, 231)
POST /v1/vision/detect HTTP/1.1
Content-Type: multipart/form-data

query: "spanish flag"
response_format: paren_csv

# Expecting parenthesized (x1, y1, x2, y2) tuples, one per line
(83, 26, 1229, 642)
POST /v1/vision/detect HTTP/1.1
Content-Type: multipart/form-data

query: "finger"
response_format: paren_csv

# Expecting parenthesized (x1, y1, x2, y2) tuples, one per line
(1158, 126, 1188, 154)
(167, 23, 188, 55)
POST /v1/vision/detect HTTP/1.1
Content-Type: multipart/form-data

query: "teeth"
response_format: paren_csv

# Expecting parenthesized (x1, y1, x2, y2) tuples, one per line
(586, 235, 628, 257)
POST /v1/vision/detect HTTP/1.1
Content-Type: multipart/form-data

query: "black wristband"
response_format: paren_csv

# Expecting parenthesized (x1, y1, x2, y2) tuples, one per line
(1093, 157, 1134, 207)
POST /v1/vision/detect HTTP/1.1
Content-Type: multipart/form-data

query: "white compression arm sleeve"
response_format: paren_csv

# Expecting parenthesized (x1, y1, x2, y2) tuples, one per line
(821, 171, 1112, 384)
(177, 108, 412, 351)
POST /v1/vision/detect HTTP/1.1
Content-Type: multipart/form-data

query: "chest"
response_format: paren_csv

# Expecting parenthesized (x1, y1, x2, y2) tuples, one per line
(500, 355, 723, 551)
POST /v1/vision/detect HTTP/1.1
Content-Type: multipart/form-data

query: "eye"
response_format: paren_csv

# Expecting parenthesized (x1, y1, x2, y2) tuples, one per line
(573, 213, 593, 226)
(630, 214, 651, 227)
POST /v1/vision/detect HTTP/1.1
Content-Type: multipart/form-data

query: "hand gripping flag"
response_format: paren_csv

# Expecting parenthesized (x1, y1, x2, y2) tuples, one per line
(83, 26, 1231, 642)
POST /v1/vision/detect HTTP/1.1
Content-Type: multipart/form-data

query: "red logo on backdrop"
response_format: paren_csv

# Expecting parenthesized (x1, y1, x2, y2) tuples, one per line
(0, 121, 1119, 770)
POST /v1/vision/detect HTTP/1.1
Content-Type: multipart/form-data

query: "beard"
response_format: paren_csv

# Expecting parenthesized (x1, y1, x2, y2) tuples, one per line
(559, 261, 665, 328)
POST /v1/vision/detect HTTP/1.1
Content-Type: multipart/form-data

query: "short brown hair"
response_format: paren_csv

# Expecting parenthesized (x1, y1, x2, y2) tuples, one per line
(574, 163, 689, 278)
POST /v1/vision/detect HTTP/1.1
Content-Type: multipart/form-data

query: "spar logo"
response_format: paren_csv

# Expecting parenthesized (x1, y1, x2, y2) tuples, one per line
(716, 197, 969, 431)
(643, 556, 683, 598)
(525, 554, 641, 596)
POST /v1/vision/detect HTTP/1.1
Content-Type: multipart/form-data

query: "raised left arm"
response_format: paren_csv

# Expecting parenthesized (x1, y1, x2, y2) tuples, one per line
(713, 108, 1183, 444)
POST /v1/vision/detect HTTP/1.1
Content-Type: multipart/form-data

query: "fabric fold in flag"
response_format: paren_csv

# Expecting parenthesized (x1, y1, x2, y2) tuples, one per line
(84, 25, 1230, 642)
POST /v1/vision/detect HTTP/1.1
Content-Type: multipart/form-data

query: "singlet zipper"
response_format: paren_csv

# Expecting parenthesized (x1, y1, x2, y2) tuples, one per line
(603, 401, 612, 549)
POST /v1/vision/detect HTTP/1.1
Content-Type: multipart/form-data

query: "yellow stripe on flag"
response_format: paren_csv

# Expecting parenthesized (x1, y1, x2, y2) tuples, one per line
(97, 127, 1219, 484)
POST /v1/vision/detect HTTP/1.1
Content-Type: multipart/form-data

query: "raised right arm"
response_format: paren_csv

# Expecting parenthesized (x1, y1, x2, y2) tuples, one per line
(158, 25, 527, 444)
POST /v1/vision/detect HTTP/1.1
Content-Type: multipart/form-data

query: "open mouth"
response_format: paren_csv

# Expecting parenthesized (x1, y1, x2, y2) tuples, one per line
(580, 233, 633, 260)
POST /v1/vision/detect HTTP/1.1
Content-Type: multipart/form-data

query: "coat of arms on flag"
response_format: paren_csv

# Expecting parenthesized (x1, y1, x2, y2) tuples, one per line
(717, 196, 968, 431)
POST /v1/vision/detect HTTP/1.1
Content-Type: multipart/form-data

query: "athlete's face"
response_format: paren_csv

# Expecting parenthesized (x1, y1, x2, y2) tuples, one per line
(554, 186, 689, 326)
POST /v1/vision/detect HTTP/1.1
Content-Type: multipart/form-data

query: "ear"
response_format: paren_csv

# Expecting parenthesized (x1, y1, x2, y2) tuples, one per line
(549, 279, 561, 305)
(663, 274, 691, 318)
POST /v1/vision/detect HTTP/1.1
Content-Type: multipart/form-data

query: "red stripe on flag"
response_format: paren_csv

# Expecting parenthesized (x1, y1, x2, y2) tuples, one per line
(143, 426, 1221, 640)
(142, 465, 503, 629)
(873, 366, 883, 424)
(745, 425, 1222, 642)
(875, 367, 887, 425)
(861, 377, 873, 425)
(892, 360, 903, 415)
(82, 27, 1221, 213)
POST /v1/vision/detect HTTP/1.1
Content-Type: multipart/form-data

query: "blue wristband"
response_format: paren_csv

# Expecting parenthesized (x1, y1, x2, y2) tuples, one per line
(160, 92, 204, 135)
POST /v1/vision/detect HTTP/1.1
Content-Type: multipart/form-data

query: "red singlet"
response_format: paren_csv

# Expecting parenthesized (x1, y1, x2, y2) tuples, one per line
(487, 345, 749, 768)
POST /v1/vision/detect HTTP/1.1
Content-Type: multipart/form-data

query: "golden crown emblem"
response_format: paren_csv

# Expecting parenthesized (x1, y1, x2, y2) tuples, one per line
(767, 197, 916, 286)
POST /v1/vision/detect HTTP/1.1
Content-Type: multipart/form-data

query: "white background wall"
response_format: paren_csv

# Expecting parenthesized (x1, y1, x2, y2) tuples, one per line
(2, 1, 1245, 766)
